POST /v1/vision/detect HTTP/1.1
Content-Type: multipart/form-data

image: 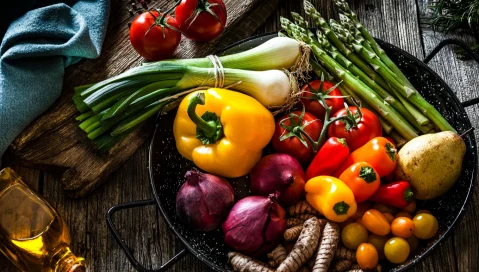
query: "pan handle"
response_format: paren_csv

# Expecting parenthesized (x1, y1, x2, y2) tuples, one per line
(423, 38, 479, 107)
(106, 199, 188, 272)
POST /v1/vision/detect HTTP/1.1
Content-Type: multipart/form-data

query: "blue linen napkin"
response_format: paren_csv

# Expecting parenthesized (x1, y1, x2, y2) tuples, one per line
(0, 0, 110, 156)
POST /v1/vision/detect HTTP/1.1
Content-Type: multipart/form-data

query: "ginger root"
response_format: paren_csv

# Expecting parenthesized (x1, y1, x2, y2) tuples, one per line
(228, 252, 274, 272)
(334, 247, 356, 262)
(284, 225, 304, 242)
(287, 217, 306, 227)
(287, 200, 321, 217)
(330, 260, 352, 272)
(312, 221, 340, 272)
(296, 213, 318, 220)
(348, 264, 382, 272)
(298, 266, 312, 272)
(267, 244, 287, 268)
(277, 217, 322, 272)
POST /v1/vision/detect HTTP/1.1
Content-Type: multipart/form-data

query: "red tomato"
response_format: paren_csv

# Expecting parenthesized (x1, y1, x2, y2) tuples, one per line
(272, 111, 322, 164)
(129, 12, 181, 61)
(300, 80, 344, 120)
(328, 107, 382, 151)
(175, 0, 227, 41)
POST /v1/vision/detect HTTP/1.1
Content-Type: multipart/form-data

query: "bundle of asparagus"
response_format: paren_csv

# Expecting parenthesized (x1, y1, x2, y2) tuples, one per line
(281, 0, 455, 142)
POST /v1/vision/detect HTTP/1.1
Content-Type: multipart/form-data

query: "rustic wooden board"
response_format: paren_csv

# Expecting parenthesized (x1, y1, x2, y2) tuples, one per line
(6, 0, 279, 198)
(1, 0, 478, 271)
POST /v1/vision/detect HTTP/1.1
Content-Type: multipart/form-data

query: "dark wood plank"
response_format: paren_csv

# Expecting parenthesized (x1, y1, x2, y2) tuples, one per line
(8, 0, 279, 198)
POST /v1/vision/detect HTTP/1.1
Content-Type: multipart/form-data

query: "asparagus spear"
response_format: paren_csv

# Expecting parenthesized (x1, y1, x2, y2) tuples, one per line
(284, 22, 418, 140)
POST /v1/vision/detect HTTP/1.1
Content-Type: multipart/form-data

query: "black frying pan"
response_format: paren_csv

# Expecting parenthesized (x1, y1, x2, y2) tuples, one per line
(107, 33, 479, 272)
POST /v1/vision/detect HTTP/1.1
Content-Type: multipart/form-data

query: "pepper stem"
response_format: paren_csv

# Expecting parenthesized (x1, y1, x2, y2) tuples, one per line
(187, 92, 223, 145)
(404, 188, 414, 202)
(333, 201, 350, 215)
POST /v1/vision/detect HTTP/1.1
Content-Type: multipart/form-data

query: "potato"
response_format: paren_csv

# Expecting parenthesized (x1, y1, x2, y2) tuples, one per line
(394, 131, 466, 200)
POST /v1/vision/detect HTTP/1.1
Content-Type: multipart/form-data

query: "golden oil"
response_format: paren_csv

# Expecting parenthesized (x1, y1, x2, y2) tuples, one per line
(0, 167, 85, 272)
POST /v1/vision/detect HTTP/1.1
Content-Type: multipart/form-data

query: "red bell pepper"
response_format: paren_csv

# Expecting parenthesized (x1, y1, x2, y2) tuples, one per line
(369, 181, 414, 208)
(305, 137, 350, 180)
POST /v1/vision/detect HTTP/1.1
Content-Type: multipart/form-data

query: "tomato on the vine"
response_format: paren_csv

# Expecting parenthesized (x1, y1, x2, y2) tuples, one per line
(328, 106, 382, 151)
(175, 0, 227, 41)
(300, 80, 344, 120)
(129, 11, 181, 61)
(272, 110, 322, 164)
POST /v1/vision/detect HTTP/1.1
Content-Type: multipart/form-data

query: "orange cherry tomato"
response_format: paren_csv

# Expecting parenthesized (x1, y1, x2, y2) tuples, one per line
(356, 243, 378, 270)
(351, 202, 372, 220)
(403, 200, 416, 214)
(391, 217, 415, 238)
(362, 209, 391, 235)
(339, 162, 380, 203)
(334, 137, 398, 177)
(395, 211, 412, 219)
(383, 213, 394, 223)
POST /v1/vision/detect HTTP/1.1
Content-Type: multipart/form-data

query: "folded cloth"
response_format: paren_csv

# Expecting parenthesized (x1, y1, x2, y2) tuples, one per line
(0, 0, 110, 156)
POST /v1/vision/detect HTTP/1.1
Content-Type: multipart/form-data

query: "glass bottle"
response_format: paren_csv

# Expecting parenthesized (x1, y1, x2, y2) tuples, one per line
(0, 167, 86, 272)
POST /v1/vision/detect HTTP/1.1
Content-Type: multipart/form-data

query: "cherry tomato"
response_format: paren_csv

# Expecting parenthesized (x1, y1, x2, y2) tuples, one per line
(391, 217, 415, 238)
(368, 234, 389, 259)
(406, 235, 419, 252)
(300, 80, 344, 120)
(339, 162, 380, 203)
(384, 237, 410, 264)
(413, 213, 439, 239)
(383, 213, 394, 224)
(351, 202, 372, 220)
(416, 210, 432, 215)
(129, 11, 181, 61)
(372, 203, 398, 215)
(175, 0, 227, 41)
(272, 110, 322, 164)
(328, 107, 382, 151)
(395, 211, 412, 219)
(403, 200, 417, 214)
(356, 243, 379, 270)
(341, 223, 369, 250)
(362, 209, 390, 236)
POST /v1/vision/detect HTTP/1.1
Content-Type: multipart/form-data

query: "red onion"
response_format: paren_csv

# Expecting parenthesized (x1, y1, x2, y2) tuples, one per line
(176, 169, 234, 231)
(250, 153, 306, 206)
(222, 193, 286, 257)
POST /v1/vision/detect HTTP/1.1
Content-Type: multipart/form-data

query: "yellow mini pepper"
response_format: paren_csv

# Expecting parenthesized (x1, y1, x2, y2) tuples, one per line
(305, 176, 357, 222)
(173, 88, 275, 178)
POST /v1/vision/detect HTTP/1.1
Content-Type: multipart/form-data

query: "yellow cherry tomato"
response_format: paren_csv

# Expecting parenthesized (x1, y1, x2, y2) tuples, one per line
(356, 243, 378, 270)
(395, 211, 412, 219)
(403, 199, 416, 214)
(383, 213, 394, 223)
(413, 213, 439, 239)
(362, 209, 391, 236)
(367, 234, 389, 259)
(406, 235, 419, 252)
(341, 222, 369, 250)
(372, 203, 398, 214)
(384, 237, 410, 264)
(391, 217, 415, 238)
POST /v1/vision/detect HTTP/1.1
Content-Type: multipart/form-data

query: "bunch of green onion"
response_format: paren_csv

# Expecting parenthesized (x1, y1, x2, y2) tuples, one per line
(74, 37, 310, 152)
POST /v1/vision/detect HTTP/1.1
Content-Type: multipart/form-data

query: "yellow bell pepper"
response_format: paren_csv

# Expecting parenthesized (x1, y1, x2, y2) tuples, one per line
(173, 88, 275, 178)
(305, 176, 357, 222)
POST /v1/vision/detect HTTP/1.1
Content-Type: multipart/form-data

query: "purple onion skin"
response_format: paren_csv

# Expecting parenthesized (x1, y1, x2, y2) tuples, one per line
(176, 169, 235, 232)
(250, 153, 306, 206)
(222, 194, 287, 257)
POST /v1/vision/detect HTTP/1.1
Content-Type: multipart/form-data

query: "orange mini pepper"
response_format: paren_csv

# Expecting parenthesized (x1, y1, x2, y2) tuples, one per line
(305, 176, 357, 222)
(334, 137, 398, 177)
(339, 162, 380, 203)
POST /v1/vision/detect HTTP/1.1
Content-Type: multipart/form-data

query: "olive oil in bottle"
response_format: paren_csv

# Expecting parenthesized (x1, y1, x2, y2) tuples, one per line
(0, 167, 86, 272)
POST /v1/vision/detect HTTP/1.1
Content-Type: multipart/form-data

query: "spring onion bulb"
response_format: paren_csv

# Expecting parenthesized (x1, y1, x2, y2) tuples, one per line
(73, 35, 311, 151)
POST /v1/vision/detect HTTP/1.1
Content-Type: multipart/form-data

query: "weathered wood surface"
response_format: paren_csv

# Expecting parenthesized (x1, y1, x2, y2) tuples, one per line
(6, 0, 279, 198)
(1, 0, 479, 271)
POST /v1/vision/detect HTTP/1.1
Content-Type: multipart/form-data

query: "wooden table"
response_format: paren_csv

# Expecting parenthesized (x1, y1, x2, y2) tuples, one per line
(1, 0, 478, 271)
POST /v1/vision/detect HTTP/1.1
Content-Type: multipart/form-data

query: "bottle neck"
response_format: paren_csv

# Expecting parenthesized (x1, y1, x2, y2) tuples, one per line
(50, 247, 86, 272)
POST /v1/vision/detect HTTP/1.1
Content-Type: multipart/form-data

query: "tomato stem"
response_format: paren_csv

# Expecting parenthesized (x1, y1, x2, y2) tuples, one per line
(159, 0, 182, 24)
